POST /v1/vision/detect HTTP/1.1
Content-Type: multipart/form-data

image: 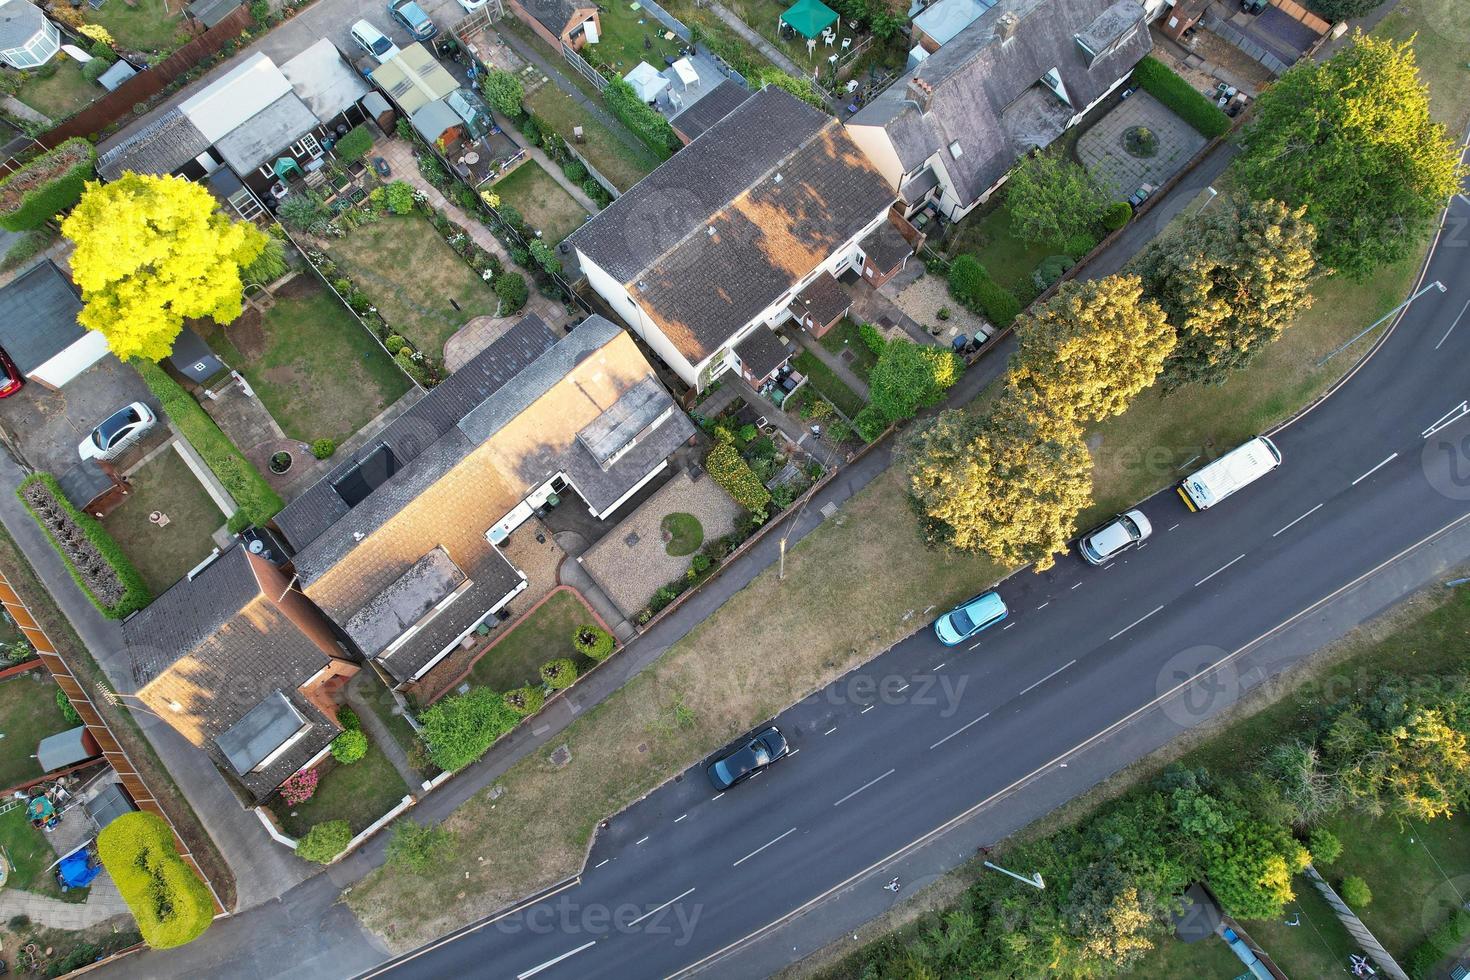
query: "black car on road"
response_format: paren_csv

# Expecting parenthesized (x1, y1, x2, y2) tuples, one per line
(707, 726, 788, 790)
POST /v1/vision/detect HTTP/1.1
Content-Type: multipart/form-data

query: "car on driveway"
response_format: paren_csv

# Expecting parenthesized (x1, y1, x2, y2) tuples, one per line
(0, 347, 22, 398)
(350, 20, 401, 63)
(388, 0, 437, 40)
(78, 402, 155, 461)
(933, 590, 1008, 646)
(707, 726, 788, 790)
(1078, 510, 1152, 565)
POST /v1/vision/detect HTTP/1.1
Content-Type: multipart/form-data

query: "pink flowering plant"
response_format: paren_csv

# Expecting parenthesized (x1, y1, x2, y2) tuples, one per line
(280, 768, 319, 806)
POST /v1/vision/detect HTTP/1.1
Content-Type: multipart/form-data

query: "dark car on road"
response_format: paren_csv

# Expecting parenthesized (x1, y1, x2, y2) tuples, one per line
(707, 726, 788, 790)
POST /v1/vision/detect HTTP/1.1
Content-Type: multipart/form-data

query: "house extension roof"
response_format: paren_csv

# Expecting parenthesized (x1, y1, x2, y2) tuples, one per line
(850, 0, 1150, 208)
(281, 38, 370, 122)
(0, 0, 47, 52)
(861, 218, 912, 274)
(516, 0, 588, 38)
(913, 0, 996, 47)
(670, 79, 752, 142)
(96, 107, 210, 181)
(122, 546, 340, 800)
(179, 51, 294, 143)
(569, 87, 894, 366)
(213, 92, 319, 173)
(790, 270, 849, 328)
(370, 42, 458, 115)
(0, 259, 85, 373)
(185, 0, 241, 28)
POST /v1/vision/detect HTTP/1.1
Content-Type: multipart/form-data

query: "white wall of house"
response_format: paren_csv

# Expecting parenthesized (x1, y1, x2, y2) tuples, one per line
(845, 122, 906, 191)
(29, 330, 110, 389)
(578, 251, 701, 386)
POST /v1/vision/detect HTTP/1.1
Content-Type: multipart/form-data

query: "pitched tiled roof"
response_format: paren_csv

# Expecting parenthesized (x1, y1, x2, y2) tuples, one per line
(861, 218, 913, 275)
(734, 327, 790, 381)
(122, 547, 341, 801)
(275, 314, 560, 554)
(670, 79, 753, 143)
(0, 259, 84, 373)
(515, 0, 587, 37)
(851, 0, 1151, 208)
(790, 270, 850, 328)
(571, 87, 894, 366)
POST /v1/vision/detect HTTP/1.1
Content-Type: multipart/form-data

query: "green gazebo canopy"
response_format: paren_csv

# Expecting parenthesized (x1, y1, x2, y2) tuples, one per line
(781, 0, 839, 39)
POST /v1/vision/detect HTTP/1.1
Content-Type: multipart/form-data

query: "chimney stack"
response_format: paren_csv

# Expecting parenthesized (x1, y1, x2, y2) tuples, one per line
(906, 76, 934, 112)
(996, 10, 1019, 41)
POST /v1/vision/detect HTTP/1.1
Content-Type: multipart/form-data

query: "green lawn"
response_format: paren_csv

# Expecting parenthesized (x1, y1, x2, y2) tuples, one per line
(465, 590, 598, 693)
(946, 197, 1054, 306)
(582, 0, 684, 73)
(86, 1, 188, 53)
(327, 212, 500, 362)
(102, 449, 223, 597)
(493, 160, 589, 244)
(14, 59, 98, 123)
(525, 82, 661, 192)
(793, 350, 866, 418)
(0, 804, 86, 901)
(0, 671, 76, 790)
(201, 275, 410, 444)
(269, 741, 410, 838)
(1130, 932, 1251, 978)
(818, 318, 878, 381)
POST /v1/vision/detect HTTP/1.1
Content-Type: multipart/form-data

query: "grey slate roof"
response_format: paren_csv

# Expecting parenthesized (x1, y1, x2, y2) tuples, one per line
(275, 314, 561, 554)
(734, 327, 789, 381)
(212, 92, 319, 174)
(96, 108, 210, 181)
(125, 545, 263, 688)
(861, 218, 913, 274)
(790, 270, 850, 328)
(185, 0, 241, 28)
(899, 166, 939, 204)
(0, 0, 47, 51)
(0, 259, 84, 374)
(850, 0, 1150, 208)
(670, 79, 753, 142)
(569, 87, 895, 366)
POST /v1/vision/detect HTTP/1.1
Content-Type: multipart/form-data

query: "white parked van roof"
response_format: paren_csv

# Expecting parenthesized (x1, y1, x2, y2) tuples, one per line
(1182, 437, 1280, 509)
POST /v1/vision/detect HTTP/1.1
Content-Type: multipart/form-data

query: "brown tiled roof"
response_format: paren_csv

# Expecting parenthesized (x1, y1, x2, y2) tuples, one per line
(734, 327, 790, 380)
(570, 87, 895, 366)
(123, 547, 341, 801)
(790, 270, 850, 328)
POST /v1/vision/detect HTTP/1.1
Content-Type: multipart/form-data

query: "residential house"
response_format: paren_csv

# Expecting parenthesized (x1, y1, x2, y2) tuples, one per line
(95, 43, 372, 215)
(0, 0, 59, 70)
(569, 86, 909, 392)
(847, 0, 1151, 223)
(122, 545, 361, 803)
(369, 42, 522, 186)
(507, 0, 599, 52)
(273, 314, 695, 690)
(0, 259, 109, 390)
(911, 0, 993, 56)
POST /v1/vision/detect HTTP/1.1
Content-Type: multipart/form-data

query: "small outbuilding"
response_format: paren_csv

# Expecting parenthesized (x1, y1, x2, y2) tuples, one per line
(0, 260, 110, 390)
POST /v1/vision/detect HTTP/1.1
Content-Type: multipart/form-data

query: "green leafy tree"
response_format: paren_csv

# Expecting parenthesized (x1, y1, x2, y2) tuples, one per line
(1341, 875, 1372, 907)
(1203, 817, 1309, 919)
(481, 69, 525, 117)
(330, 729, 368, 764)
(903, 393, 1093, 570)
(495, 272, 528, 313)
(528, 239, 561, 275)
(419, 688, 520, 771)
(296, 820, 353, 864)
(573, 624, 614, 661)
(1308, 828, 1343, 867)
(1061, 863, 1163, 971)
(1235, 33, 1466, 279)
(868, 339, 963, 425)
(1324, 700, 1470, 823)
(1006, 275, 1174, 429)
(1133, 195, 1317, 390)
(1005, 153, 1109, 247)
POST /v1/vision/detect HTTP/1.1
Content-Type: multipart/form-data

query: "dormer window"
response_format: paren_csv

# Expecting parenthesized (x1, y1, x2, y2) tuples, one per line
(1042, 68, 1071, 106)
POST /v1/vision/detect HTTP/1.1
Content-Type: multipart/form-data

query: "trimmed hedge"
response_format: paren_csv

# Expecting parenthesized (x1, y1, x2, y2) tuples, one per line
(296, 820, 352, 863)
(0, 138, 96, 232)
(17, 472, 151, 618)
(540, 657, 578, 690)
(706, 441, 772, 514)
(573, 623, 614, 661)
(419, 687, 520, 771)
(330, 729, 368, 763)
(602, 79, 679, 156)
(334, 125, 373, 164)
(137, 362, 283, 525)
(947, 253, 1022, 327)
(1409, 908, 1470, 979)
(1132, 56, 1230, 138)
(97, 812, 213, 949)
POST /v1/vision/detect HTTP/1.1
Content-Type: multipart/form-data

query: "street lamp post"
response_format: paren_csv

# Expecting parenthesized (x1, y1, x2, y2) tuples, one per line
(983, 860, 1046, 890)
(1316, 280, 1446, 367)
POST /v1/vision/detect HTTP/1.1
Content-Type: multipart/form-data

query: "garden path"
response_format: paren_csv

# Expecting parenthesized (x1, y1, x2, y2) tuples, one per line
(788, 328, 871, 400)
(0, 874, 130, 931)
(345, 673, 422, 791)
(488, 108, 601, 215)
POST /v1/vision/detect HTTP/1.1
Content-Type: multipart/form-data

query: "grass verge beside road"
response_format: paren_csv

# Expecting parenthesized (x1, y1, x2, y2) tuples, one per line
(348, 0, 1470, 948)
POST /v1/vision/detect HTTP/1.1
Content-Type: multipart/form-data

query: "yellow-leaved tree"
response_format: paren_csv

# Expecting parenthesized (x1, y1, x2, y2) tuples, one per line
(62, 173, 267, 362)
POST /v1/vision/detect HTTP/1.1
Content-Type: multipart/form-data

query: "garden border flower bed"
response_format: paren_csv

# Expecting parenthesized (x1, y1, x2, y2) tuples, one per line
(15, 472, 151, 618)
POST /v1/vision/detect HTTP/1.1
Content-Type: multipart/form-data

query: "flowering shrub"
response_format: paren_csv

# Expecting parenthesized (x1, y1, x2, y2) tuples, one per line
(280, 768, 319, 805)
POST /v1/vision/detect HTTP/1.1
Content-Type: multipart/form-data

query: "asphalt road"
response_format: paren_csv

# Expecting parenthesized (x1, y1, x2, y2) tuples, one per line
(360, 185, 1470, 977)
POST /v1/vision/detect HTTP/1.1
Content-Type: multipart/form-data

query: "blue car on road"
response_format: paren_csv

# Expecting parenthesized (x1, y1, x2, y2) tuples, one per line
(933, 591, 1008, 646)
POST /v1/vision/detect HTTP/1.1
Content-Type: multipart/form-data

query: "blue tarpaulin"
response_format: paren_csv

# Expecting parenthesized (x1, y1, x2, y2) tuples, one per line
(58, 851, 102, 889)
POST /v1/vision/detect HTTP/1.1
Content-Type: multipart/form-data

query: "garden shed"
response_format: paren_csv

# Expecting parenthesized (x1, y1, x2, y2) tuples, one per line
(0, 260, 110, 389)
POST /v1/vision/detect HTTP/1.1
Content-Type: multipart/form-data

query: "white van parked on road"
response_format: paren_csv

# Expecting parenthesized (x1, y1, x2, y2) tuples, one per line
(1178, 436, 1282, 511)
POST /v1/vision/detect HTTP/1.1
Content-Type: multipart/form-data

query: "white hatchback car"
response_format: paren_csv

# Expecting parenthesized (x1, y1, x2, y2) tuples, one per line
(78, 402, 156, 462)
(350, 19, 401, 64)
(1078, 510, 1152, 566)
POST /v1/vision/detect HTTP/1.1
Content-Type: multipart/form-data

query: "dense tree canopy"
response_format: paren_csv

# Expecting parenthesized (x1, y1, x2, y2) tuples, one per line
(480, 69, 525, 117)
(62, 174, 267, 362)
(1235, 33, 1465, 279)
(1133, 195, 1318, 390)
(1007, 275, 1175, 429)
(867, 337, 964, 426)
(1005, 152, 1110, 247)
(904, 393, 1093, 570)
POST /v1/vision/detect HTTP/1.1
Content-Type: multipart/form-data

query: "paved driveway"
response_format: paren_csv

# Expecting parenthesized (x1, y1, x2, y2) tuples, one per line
(0, 357, 159, 475)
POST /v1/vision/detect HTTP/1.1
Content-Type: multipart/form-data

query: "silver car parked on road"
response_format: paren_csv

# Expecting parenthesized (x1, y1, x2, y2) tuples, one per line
(1078, 510, 1152, 565)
